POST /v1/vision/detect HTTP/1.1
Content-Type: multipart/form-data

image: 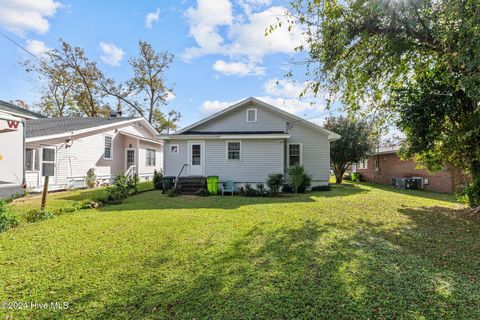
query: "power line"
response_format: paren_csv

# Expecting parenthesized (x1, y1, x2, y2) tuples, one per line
(0, 31, 44, 63)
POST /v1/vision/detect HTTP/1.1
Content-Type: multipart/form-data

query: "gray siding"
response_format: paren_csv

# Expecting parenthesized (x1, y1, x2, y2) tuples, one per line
(287, 122, 330, 183)
(192, 102, 288, 132)
(165, 102, 332, 186)
(164, 139, 284, 183)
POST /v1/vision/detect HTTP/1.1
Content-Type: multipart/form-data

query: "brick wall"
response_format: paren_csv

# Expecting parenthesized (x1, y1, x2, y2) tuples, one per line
(356, 153, 465, 193)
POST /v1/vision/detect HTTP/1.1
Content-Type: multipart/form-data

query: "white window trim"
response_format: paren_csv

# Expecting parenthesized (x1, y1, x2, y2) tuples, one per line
(146, 148, 156, 167)
(246, 108, 257, 122)
(287, 142, 303, 167)
(226, 140, 242, 161)
(125, 148, 136, 171)
(170, 144, 179, 154)
(104, 134, 113, 160)
(41, 146, 56, 177)
(26, 148, 39, 172)
(357, 159, 368, 170)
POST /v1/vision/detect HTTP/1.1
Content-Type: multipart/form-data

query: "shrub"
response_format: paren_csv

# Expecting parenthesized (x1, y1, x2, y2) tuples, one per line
(106, 185, 128, 204)
(282, 184, 293, 193)
(86, 168, 96, 188)
(311, 185, 331, 192)
(194, 188, 209, 197)
(153, 170, 163, 190)
(25, 209, 54, 223)
(0, 201, 18, 232)
(244, 183, 258, 197)
(167, 188, 178, 197)
(267, 173, 284, 196)
(287, 165, 312, 193)
(459, 178, 480, 208)
(256, 183, 266, 197)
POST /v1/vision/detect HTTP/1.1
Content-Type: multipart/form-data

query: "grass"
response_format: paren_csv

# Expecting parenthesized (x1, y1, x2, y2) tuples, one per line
(1, 182, 479, 319)
(11, 181, 154, 221)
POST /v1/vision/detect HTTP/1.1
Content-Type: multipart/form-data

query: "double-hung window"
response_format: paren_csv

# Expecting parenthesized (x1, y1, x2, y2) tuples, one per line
(104, 135, 113, 160)
(227, 141, 241, 160)
(26, 148, 39, 171)
(41, 147, 55, 177)
(146, 149, 156, 166)
(357, 159, 368, 170)
(288, 143, 302, 167)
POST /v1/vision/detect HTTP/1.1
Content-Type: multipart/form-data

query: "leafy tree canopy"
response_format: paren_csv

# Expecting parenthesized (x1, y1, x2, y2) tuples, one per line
(324, 116, 375, 184)
(284, 0, 480, 206)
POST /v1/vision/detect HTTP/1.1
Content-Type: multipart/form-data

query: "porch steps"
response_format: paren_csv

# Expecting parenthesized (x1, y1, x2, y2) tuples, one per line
(177, 176, 206, 195)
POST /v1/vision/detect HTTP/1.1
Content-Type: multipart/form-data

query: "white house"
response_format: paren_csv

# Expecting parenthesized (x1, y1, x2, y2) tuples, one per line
(25, 116, 163, 191)
(160, 97, 340, 190)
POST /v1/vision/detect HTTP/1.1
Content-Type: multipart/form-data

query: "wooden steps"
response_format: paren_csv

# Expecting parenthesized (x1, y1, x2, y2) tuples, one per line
(177, 176, 206, 195)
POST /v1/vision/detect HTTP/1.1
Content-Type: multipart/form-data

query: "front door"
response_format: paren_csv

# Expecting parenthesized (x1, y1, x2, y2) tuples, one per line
(188, 141, 204, 176)
(126, 149, 135, 171)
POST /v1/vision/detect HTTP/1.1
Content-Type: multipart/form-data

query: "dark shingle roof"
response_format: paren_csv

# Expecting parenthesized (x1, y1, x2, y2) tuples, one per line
(0, 100, 46, 119)
(26, 117, 137, 138)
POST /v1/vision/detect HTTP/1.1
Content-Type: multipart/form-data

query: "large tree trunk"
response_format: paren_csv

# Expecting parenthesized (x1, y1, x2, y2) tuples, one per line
(334, 166, 345, 184)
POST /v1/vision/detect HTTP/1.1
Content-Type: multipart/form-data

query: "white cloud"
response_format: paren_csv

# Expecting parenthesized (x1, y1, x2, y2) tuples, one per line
(165, 91, 176, 102)
(183, 1, 304, 76)
(99, 42, 124, 66)
(254, 96, 317, 115)
(200, 100, 234, 114)
(145, 8, 160, 29)
(184, 0, 233, 59)
(263, 78, 312, 98)
(227, 6, 303, 59)
(0, 0, 62, 36)
(213, 60, 265, 76)
(26, 39, 51, 58)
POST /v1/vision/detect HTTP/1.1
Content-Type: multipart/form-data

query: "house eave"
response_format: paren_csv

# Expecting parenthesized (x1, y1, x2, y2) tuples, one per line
(159, 133, 291, 140)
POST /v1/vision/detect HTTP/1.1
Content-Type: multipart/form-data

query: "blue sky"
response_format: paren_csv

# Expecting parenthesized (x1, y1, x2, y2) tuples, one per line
(0, 0, 335, 128)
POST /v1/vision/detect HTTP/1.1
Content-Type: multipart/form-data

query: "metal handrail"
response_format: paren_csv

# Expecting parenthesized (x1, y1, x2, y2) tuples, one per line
(176, 163, 188, 184)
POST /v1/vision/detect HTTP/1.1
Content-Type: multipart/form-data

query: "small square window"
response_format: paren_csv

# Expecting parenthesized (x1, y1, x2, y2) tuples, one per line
(246, 108, 257, 122)
(170, 144, 179, 154)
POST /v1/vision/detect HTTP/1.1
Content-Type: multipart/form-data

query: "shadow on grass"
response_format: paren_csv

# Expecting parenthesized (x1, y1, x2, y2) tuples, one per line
(98, 185, 369, 212)
(82, 213, 480, 319)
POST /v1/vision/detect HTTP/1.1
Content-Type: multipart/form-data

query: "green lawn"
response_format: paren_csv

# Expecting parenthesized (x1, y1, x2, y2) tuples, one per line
(1, 183, 479, 319)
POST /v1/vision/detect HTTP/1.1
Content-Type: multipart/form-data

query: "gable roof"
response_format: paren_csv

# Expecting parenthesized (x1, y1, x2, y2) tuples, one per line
(25, 116, 159, 141)
(0, 100, 45, 119)
(176, 97, 341, 141)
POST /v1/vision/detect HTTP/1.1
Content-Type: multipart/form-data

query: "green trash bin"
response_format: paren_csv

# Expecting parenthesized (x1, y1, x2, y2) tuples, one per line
(351, 172, 360, 182)
(162, 176, 176, 193)
(207, 176, 219, 194)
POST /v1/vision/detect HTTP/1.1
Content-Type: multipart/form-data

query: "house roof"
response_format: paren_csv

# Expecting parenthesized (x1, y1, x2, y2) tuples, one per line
(0, 100, 45, 119)
(372, 145, 401, 155)
(175, 97, 341, 141)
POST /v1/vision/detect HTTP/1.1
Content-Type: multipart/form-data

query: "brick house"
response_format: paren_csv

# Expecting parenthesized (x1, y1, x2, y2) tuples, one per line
(353, 146, 469, 193)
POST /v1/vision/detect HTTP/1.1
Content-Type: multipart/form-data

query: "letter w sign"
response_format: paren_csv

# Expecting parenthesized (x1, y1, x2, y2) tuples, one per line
(0, 120, 21, 132)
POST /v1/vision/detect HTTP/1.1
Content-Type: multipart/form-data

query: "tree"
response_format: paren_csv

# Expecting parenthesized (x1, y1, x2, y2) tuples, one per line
(23, 39, 109, 117)
(101, 41, 175, 124)
(324, 117, 374, 184)
(283, 0, 480, 207)
(151, 109, 181, 134)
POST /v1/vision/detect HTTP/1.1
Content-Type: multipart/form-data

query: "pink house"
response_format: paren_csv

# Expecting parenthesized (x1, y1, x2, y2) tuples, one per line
(24, 116, 163, 192)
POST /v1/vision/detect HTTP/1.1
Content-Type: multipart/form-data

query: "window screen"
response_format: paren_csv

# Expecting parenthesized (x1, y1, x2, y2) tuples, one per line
(104, 135, 112, 159)
(227, 142, 241, 160)
(288, 144, 301, 166)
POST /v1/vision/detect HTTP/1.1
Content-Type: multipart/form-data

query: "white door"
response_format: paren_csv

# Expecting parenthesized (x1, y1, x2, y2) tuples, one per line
(188, 141, 204, 176)
(125, 149, 136, 171)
